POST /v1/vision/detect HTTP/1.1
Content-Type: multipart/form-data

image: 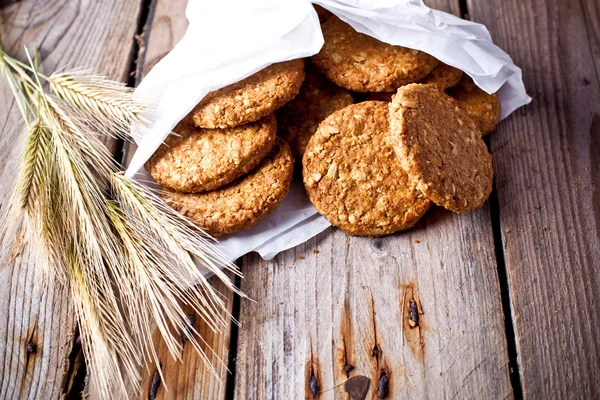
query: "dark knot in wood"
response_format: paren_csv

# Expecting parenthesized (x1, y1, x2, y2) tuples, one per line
(408, 301, 419, 328)
(377, 372, 389, 398)
(309, 374, 320, 396)
(26, 341, 36, 354)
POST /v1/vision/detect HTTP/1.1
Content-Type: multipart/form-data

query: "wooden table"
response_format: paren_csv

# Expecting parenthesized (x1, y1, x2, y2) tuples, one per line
(1, 0, 598, 398)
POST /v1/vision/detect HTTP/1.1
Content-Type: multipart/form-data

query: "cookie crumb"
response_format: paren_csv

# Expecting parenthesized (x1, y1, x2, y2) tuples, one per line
(298, 255, 305, 260)
(505, 228, 511, 233)
(313, 249, 320, 254)
(414, 239, 420, 243)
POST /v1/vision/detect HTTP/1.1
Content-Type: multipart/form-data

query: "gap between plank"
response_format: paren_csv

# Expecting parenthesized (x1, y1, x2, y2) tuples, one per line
(464, 0, 522, 395)
(487, 142, 524, 400)
(458, 0, 470, 19)
(225, 262, 243, 400)
(120, 0, 157, 165)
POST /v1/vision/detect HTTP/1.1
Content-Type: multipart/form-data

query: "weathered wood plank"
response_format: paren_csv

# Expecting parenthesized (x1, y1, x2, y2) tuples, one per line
(134, 278, 236, 400)
(0, 0, 142, 399)
(122, 1, 238, 397)
(468, 0, 600, 397)
(234, 1, 513, 399)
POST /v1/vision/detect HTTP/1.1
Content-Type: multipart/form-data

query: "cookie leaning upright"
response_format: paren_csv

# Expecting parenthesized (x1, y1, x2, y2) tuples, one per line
(145, 114, 277, 193)
(163, 138, 294, 237)
(388, 84, 493, 213)
(303, 101, 432, 236)
(192, 60, 306, 129)
(312, 17, 439, 92)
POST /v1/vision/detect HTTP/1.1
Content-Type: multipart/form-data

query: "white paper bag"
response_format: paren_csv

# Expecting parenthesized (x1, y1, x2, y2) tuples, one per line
(126, 0, 531, 262)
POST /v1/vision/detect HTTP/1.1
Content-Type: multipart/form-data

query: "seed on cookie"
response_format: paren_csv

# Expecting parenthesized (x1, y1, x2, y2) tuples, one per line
(162, 138, 294, 237)
(447, 76, 501, 135)
(145, 113, 277, 193)
(388, 83, 493, 213)
(192, 59, 306, 129)
(311, 17, 439, 92)
(420, 62, 463, 90)
(303, 101, 432, 237)
(277, 67, 354, 160)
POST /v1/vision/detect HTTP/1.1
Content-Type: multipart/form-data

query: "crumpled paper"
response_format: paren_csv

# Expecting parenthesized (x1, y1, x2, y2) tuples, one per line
(126, 0, 531, 262)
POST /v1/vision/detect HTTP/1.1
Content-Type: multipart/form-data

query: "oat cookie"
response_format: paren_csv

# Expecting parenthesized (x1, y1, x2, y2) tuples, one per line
(277, 67, 354, 160)
(163, 138, 294, 237)
(447, 76, 501, 135)
(303, 101, 432, 236)
(192, 60, 306, 129)
(388, 84, 493, 213)
(146, 114, 277, 193)
(311, 17, 439, 92)
(420, 62, 463, 90)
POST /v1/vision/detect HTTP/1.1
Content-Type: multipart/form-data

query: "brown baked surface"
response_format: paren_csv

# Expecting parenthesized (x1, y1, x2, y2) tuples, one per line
(192, 60, 306, 129)
(447, 76, 501, 135)
(163, 138, 294, 237)
(389, 84, 493, 213)
(145, 114, 277, 193)
(303, 101, 432, 236)
(277, 67, 354, 160)
(311, 17, 439, 92)
(421, 62, 463, 90)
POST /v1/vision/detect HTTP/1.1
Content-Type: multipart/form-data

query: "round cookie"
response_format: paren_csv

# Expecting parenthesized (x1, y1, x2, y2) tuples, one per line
(420, 62, 463, 90)
(277, 67, 354, 160)
(146, 114, 277, 193)
(311, 17, 439, 92)
(163, 138, 294, 237)
(388, 84, 493, 213)
(447, 76, 501, 135)
(303, 101, 432, 236)
(192, 60, 306, 129)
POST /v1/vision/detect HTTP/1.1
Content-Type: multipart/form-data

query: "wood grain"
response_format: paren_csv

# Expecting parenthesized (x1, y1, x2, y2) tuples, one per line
(468, 0, 600, 397)
(234, 1, 513, 399)
(134, 279, 236, 400)
(123, 1, 238, 398)
(0, 0, 142, 399)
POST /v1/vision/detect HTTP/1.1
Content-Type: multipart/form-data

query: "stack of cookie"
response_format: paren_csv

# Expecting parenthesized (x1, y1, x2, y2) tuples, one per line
(299, 16, 502, 237)
(147, 14, 503, 239)
(146, 60, 306, 237)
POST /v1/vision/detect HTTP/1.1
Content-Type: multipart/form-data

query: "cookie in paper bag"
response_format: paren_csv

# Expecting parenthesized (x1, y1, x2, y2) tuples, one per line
(277, 67, 354, 160)
(311, 17, 439, 92)
(447, 76, 501, 135)
(146, 114, 277, 193)
(362, 63, 462, 101)
(388, 84, 493, 213)
(163, 138, 294, 237)
(420, 62, 463, 90)
(192, 60, 306, 129)
(303, 101, 432, 236)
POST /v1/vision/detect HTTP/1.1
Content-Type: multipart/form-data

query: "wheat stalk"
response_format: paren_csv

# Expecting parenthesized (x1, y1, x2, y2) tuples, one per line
(49, 72, 149, 141)
(0, 46, 243, 398)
